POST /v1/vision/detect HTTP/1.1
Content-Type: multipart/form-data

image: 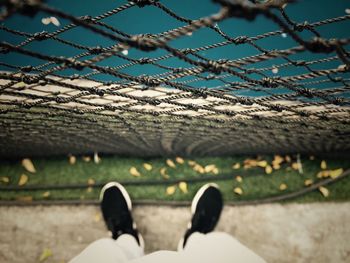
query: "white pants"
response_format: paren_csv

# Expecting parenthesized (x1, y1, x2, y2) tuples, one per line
(69, 232, 266, 263)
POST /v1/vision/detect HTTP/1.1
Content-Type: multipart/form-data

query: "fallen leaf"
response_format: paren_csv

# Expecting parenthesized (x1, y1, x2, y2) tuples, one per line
(160, 167, 169, 179)
(42, 191, 50, 198)
(18, 174, 28, 186)
(94, 213, 101, 222)
(265, 165, 273, 174)
(94, 152, 101, 164)
(274, 155, 284, 164)
(82, 156, 91, 162)
(143, 163, 152, 171)
(285, 155, 292, 162)
(166, 185, 176, 195)
(304, 179, 313, 186)
(87, 187, 93, 193)
(16, 196, 33, 202)
(178, 182, 188, 193)
(235, 176, 243, 183)
(0, 176, 9, 184)
(279, 183, 287, 191)
(309, 155, 315, 160)
(166, 159, 176, 168)
(233, 187, 243, 195)
(193, 164, 205, 174)
(87, 178, 95, 185)
(204, 164, 216, 173)
(39, 248, 53, 262)
(272, 163, 281, 170)
(317, 170, 330, 178)
(68, 155, 76, 165)
(329, 168, 343, 178)
(21, 158, 36, 173)
(257, 160, 268, 168)
(212, 167, 219, 175)
(318, 186, 330, 197)
(320, 160, 327, 170)
(291, 162, 300, 170)
(129, 167, 141, 177)
(188, 160, 196, 166)
(176, 157, 184, 164)
(232, 163, 240, 169)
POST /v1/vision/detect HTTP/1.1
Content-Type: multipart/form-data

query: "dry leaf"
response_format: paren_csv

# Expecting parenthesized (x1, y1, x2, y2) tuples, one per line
(160, 167, 169, 179)
(87, 187, 93, 193)
(166, 185, 176, 195)
(317, 170, 330, 178)
(233, 187, 243, 195)
(285, 155, 292, 162)
(272, 163, 281, 170)
(82, 156, 91, 162)
(188, 160, 196, 166)
(320, 160, 327, 170)
(94, 152, 101, 164)
(68, 155, 76, 165)
(178, 181, 188, 193)
(212, 167, 219, 175)
(291, 162, 300, 170)
(309, 155, 315, 160)
(42, 191, 50, 198)
(39, 248, 53, 262)
(279, 183, 287, 191)
(176, 157, 184, 164)
(87, 178, 95, 185)
(329, 168, 343, 178)
(143, 163, 153, 171)
(0, 176, 9, 184)
(257, 160, 268, 168)
(318, 186, 329, 197)
(193, 164, 205, 174)
(129, 167, 141, 177)
(166, 159, 176, 168)
(265, 165, 273, 174)
(204, 164, 216, 173)
(232, 163, 240, 169)
(304, 179, 313, 186)
(94, 213, 101, 222)
(21, 158, 36, 173)
(235, 176, 243, 183)
(18, 174, 28, 186)
(16, 196, 33, 202)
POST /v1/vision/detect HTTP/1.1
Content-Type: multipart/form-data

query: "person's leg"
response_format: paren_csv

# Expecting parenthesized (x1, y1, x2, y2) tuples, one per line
(69, 182, 144, 263)
(183, 232, 266, 263)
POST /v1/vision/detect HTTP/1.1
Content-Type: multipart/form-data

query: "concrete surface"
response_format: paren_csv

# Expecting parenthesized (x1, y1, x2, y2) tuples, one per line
(0, 203, 349, 263)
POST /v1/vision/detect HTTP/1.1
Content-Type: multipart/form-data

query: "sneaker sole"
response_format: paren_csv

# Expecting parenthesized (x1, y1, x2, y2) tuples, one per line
(177, 183, 220, 251)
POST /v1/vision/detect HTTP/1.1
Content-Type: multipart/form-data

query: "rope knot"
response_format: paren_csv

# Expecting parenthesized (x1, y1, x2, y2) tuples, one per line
(33, 31, 49, 41)
(129, 0, 154, 8)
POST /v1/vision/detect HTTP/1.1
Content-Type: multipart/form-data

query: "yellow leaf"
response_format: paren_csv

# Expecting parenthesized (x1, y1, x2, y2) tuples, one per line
(304, 179, 313, 186)
(265, 165, 273, 174)
(317, 170, 330, 178)
(318, 186, 330, 197)
(257, 160, 268, 168)
(39, 248, 53, 262)
(18, 174, 28, 186)
(178, 181, 188, 194)
(42, 191, 50, 198)
(160, 167, 169, 179)
(94, 152, 101, 164)
(204, 164, 216, 173)
(175, 157, 184, 164)
(193, 164, 205, 174)
(232, 163, 240, 169)
(212, 167, 219, 175)
(274, 155, 284, 164)
(21, 158, 36, 173)
(272, 163, 281, 170)
(0, 176, 10, 184)
(188, 160, 196, 166)
(82, 156, 91, 162)
(166, 159, 176, 168)
(291, 162, 299, 170)
(285, 155, 292, 163)
(235, 176, 243, 183)
(143, 163, 153, 171)
(309, 155, 315, 160)
(233, 187, 243, 195)
(320, 160, 327, 170)
(16, 196, 33, 202)
(87, 178, 95, 185)
(87, 186, 93, 193)
(279, 183, 287, 191)
(68, 155, 76, 165)
(129, 167, 141, 177)
(166, 185, 176, 195)
(94, 212, 101, 222)
(329, 168, 343, 179)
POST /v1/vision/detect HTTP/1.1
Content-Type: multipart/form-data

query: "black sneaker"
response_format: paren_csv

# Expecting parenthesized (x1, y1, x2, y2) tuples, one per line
(178, 183, 223, 250)
(100, 182, 144, 248)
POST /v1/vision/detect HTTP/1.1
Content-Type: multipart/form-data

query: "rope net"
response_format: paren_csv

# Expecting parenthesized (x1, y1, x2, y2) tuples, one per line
(0, 0, 349, 157)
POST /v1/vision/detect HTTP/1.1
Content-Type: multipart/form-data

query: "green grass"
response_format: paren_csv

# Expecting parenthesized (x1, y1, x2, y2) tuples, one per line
(0, 155, 349, 203)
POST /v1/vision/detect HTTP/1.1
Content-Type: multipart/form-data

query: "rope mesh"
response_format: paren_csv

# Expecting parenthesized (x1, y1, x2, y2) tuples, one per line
(0, 0, 349, 157)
